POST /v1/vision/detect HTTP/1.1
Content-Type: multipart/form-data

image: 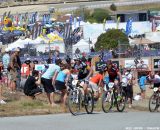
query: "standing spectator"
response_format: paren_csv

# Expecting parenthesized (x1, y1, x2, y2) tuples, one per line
(24, 70, 42, 99)
(9, 48, 21, 93)
(47, 53, 53, 64)
(138, 74, 147, 99)
(16, 48, 21, 90)
(2, 48, 10, 72)
(90, 47, 95, 52)
(122, 69, 134, 108)
(41, 60, 61, 107)
(55, 63, 70, 105)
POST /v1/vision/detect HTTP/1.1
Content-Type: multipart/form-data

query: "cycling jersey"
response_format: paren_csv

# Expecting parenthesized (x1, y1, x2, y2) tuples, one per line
(107, 65, 119, 82)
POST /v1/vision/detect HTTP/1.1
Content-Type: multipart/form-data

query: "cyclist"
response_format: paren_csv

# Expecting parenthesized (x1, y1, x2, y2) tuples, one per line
(83, 70, 104, 100)
(149, 71, 160, 91)
(74, 59, 89, 80)
(106, 60, 122, 83)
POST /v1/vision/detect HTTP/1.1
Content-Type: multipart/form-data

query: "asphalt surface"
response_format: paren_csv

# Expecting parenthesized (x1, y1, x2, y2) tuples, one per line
(1, 0, 160, 14)
(0, 112, 159, 130)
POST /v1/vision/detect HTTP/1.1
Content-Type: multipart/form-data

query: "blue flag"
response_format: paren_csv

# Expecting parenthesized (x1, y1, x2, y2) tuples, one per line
(126, 18, 132, 35)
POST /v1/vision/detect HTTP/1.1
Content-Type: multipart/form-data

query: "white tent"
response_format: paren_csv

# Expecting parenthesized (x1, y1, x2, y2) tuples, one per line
(73, 39, 93, 53)
(7, 39, 25, 50)
(32, 37, 45, 44)
(145, 32, 160, 42)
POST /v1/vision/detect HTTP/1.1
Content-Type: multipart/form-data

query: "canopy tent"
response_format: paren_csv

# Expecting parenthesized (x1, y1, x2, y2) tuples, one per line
(73, 39, 93, 53)
(145, 32, 160, 42)
(7, 39, 25, 50)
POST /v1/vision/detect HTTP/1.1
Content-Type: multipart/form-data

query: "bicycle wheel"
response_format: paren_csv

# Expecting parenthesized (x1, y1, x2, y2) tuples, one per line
(116, 90, 126, 112)
(102, 91, 113, 113)
(149, 93, 158, 112)
(68, 89, 81, 116)
(84, 91, 94, 114)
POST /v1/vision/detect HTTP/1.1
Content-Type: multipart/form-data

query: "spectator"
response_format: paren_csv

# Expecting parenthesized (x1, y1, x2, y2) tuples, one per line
(8, 48, 21, 93)
(138, 74, 147, 99)
(90, 47, 95, 52)
(2, 48, 10, 72)
(55, 62, 70, 105)
(47, 53, 53, 64)
(16, 48, 21, 90)
(41, 60, 61, 107)
(24, 70, 42, 99)
(122, 69, 134, 108)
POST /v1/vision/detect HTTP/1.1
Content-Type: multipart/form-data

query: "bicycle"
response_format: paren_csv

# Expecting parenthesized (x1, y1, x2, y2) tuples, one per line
(102, 82, 126, 113)
(149, 87, 160, 112)
(67, 79, 94, 116)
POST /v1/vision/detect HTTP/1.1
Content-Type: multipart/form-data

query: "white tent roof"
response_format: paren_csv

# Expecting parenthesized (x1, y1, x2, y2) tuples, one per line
(7, 39, 25, 50)
(73, 39, 93, 53)
(145, 32, 160, 42)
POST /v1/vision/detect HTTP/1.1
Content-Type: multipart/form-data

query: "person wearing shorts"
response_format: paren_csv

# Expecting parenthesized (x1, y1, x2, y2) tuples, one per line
(41, 62, 61, 107)
(86, 71, 104, 99)
(24, 70, 42, 99)
(55, 63, 70, 105)
(138, 74, 147, 99)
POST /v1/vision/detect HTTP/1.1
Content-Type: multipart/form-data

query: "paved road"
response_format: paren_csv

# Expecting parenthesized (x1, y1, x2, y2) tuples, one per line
(1, 0, 160, 14)
(0, 112, 159, 130)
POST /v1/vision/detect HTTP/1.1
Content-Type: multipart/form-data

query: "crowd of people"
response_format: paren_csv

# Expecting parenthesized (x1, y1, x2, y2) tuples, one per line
(0, 48, 160, 110)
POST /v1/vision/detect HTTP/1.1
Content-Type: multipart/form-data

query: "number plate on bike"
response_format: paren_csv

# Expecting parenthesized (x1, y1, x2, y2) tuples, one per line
(72, 80, 78, 86)
(153, 87, 158, 92)
(108, 82, 114, 88)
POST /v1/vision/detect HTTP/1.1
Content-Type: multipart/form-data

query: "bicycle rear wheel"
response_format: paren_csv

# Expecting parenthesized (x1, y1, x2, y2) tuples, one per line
(102, 91, 113, 113)
(84, 91, 94, 114)
(149, 93, 159, 112)
(68, 89, 81, 116)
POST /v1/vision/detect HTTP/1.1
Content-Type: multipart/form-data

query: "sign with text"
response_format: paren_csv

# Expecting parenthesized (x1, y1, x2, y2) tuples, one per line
(95, 62, 107, 71)
(21, 64, 30, 76)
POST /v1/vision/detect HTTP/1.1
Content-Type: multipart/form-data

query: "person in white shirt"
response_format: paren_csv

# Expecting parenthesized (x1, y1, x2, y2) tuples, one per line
(122, 69, 134, 108)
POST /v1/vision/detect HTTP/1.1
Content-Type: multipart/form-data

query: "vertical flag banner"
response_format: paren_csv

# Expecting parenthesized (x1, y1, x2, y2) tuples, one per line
(116, 17, 120, 29)
(69, 15, 73, 24)
(74, 17, 77, 29)
(152, 18, 156, 32)
(126, 18, 133, 35)
(103, 18, 106, 31)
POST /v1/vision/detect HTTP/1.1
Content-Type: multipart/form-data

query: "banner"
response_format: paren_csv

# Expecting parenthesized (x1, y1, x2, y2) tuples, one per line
(126, 18, 133, 35)
(116, 17, 120, 29)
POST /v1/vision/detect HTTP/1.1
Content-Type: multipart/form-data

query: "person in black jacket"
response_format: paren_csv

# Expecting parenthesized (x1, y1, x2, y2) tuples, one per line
(24, 70, 42, 99)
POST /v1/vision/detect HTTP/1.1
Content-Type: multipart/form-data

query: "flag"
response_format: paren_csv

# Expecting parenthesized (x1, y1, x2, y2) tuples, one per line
(69, 15, 73, 24)
(78, 17, 81, 27)
(103, 18, 106, 31)
(152, 18, 156, 32)
(116, 17, 120, 29)
(73, 17, 77, 29)
(126, 18, 132, 35)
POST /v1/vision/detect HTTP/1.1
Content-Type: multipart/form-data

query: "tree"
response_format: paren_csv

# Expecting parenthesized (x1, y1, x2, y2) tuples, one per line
(88, 8, 111, 23)
(110, 3, 117, 12)
(95, 29, 129, 51)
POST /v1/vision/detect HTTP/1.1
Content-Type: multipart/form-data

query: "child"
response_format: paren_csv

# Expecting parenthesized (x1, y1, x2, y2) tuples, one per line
(24, 70, 42, 99)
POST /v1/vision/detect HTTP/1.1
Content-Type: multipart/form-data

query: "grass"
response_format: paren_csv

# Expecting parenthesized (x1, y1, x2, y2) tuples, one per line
(0, 84, 156, 117)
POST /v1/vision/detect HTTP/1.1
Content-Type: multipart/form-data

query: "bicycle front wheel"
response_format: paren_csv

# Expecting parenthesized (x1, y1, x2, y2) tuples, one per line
(116, 90, 126, 112)
(68, 89, 81, 116)
(149, 93, 158, 112)
(84, 91, 94, 114)
(102, 91, 113, 113)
